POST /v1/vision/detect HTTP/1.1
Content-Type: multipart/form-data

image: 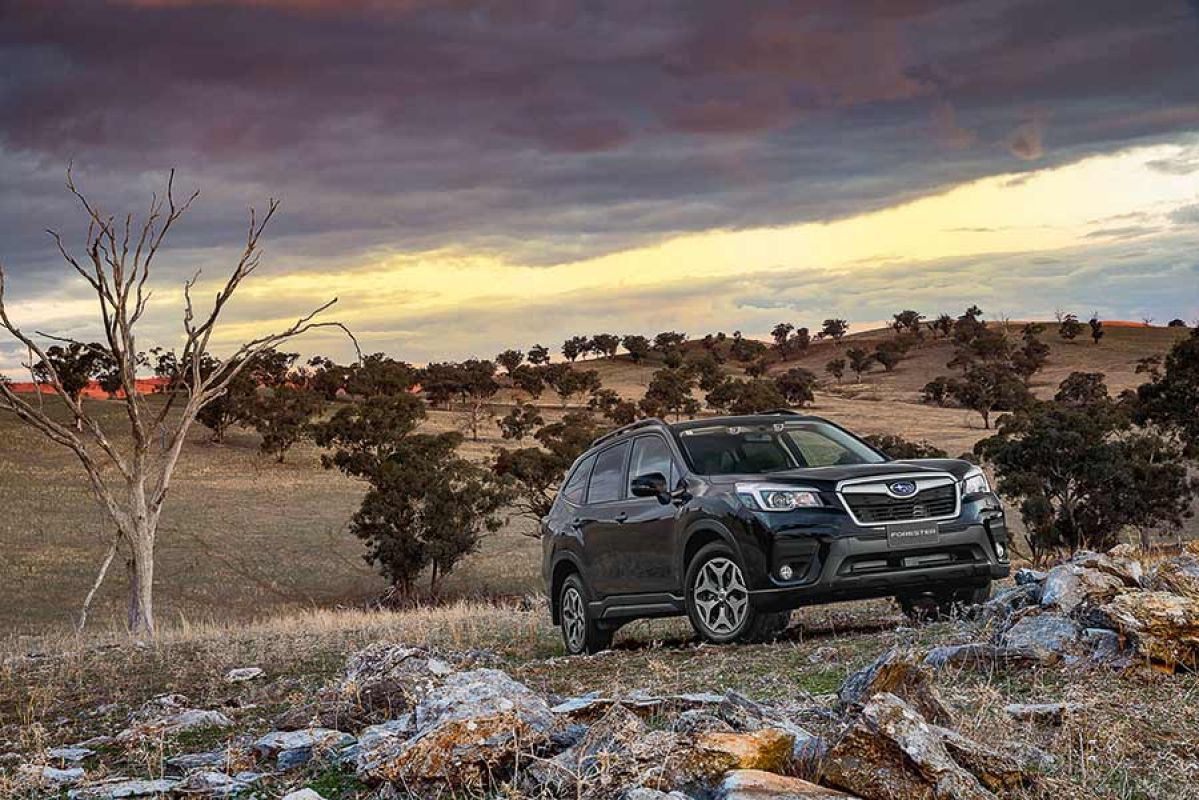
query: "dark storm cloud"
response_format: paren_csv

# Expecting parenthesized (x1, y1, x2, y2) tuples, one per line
(0, 0, 1198, 291)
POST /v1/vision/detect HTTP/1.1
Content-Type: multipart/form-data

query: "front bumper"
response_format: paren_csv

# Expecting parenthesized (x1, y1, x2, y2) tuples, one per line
(741, 499, 1010, 613)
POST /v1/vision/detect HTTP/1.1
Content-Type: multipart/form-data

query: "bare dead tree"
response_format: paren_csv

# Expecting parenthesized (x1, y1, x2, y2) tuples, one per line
(0, 168, 355, 636)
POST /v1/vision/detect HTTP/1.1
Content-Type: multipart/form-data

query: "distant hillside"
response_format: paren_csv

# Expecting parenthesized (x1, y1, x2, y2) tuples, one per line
(551, 322, 1189, 404)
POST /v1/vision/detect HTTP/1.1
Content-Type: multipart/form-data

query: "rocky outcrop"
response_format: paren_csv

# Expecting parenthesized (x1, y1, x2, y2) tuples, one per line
(837, 648, 952, 726)
(997, 612, 1081, 663)
(1039, 564, 1125, 614)
(717, 769, 860, 799)
(1148, 554, 1199, 599)
(1089, 591, 1199, 670)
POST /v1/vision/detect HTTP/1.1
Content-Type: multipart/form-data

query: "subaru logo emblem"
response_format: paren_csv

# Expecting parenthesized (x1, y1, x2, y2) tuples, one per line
(889, 480, 918, 497)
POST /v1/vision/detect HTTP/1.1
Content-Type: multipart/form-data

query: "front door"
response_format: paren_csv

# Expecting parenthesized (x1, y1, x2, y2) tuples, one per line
(604, 435, 682, 595)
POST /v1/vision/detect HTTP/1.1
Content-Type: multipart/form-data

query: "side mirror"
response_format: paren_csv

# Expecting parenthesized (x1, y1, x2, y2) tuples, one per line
(630, 472, 669, 502)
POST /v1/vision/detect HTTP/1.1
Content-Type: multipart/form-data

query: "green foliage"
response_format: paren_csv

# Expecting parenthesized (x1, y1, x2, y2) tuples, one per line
(495, 348, 525, 375)
(791, 326, 811, 353)
(510, 364, 546, 399)
(1134, 326, 1199, 457)
(892, 309, 925, 336)
(862, 433, 948, 460)
(728, 331, 768, 363)
(846, 347, 875, 381)
(770, 322, 794, 353)
(1088, 316, 1105, 345)
(977, 379, 1195, 556)
(527, 343, 551, 365)
(492, 411, 607, 525)
(590, 333, 621, 358)
(687, 350, 725, 392)
(562, 335, 589, 362)
(32, 342, 105, 401)
(949, 362, 1032, 428)
(351, 431, 510, 595)
(825, 357, 846, 383)
(745, 357, 769, 378)
(499, 403, 544, 441)
(620, 334, 651, 363)
(872, 339, 906, 372)
(1055, 372, 1109, 406)
(545, 365, 601, 407)
(1058, 313, 1083, 341)
(640, 367, 699, 420)
(312, 393, 427, 479)
(921, 376, 952, 406)
(705, 377, 786, 414)
(653, 331, 688, 353)
(819, 318, 849, 343)
(773, 367, 816, 406)
(247, 386, 325, 462)
(589, 387, 639, 425)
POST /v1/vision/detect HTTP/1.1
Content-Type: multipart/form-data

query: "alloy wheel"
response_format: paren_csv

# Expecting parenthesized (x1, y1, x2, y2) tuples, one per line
(692, 557, 749, 635)
(561, 586, 586, 652)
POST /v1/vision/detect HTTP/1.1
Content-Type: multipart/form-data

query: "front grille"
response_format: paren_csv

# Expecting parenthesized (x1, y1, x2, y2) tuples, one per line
(842, 484, 957, 524)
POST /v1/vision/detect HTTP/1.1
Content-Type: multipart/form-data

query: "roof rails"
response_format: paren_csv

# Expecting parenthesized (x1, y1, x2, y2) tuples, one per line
(758, 408, 804, 416)
(588, 417, 668, 449)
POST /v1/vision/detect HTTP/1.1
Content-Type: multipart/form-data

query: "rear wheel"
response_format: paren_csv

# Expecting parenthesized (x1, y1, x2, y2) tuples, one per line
(897, 582, 992, 623)
(559, 574, 613, 655)
(685, 543, 790, 644)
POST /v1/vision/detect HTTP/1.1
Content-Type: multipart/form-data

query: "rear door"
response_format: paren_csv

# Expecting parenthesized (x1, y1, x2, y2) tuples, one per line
(579, 441, 632, 597)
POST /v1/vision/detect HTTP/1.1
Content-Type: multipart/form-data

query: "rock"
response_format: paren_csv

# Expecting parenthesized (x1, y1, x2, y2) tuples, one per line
(821, 693, 997, 800)
(1148, 554, 1199, 599)
(717, 769, 860, 799)
(1003, 702, 1082, 725)
(694, 729, 795, 772)
(1073, 550, 1144, 587)
(67, 777, 180, 799)
(224, 667, 264, 683)
(623, 789, 693, 800)
(714, 692, 826, 774)
(338, 643, 457, 717)
(674, 709, 736, 734)
(281, 790, 328, 800)
(923, 643, 1005, 669)
(550, 691, 726, 722)
(116, 706, 234, 743)
(165, 750, 228, 773)
(48, 745, 94, 763)
(1039, 565, 1125, 614)
(932, 726, 1031, 792)
(837, 648, 953, 726)
(998, 613, 1081, 663)
(27, 765, 85, 787)
(1090, 591, 1199, 670)
(1013, 568, 1046, 586)
(255, 728, 356, 769)
(1080, 627, 1123, 664)
(357, 668, 555, 791)
(274, 699, 371, 732)
(174, 770, 258, 796)
(977, 584, 1039, 621)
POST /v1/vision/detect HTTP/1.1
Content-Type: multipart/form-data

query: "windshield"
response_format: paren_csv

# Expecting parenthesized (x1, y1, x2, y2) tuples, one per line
(678, 421, 885, 475)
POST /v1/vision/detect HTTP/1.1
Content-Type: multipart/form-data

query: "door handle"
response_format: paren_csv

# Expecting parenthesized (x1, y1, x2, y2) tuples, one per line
(614, 512, 628, 524)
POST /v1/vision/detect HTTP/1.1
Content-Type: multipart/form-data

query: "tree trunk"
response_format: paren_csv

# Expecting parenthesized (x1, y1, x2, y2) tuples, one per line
(125, 521, 155, 636)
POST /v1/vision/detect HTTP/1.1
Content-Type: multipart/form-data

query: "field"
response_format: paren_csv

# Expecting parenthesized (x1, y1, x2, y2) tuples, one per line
(1, 322, 1190, 638)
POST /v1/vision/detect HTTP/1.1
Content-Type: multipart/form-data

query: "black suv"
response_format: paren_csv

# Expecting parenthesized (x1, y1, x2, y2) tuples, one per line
(542, 411, 1010, 654)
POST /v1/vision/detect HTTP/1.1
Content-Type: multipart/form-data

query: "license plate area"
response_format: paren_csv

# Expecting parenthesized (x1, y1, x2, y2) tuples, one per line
(886, 521, 941, 549)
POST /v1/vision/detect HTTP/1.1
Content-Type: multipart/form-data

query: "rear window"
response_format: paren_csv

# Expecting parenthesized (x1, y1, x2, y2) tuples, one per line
(587, 442, 630, 504)
(560, 454, 595, 506)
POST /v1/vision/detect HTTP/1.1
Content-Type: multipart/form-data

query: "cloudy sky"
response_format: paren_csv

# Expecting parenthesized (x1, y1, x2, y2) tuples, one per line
(1, 0, 1198, 369)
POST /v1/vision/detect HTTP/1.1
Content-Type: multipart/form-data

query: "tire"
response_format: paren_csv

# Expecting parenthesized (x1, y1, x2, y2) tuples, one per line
(559, 573, 613, 655)
(897, 582, 992, 623)
(684, 542, 789, 644)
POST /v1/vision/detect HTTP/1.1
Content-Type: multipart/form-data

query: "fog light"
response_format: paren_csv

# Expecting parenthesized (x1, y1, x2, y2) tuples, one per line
(995, 541, 1008, 560)
(779, 564, 794, 581)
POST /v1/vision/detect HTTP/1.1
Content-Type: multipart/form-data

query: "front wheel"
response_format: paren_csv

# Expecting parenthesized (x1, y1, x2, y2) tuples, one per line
(685, 543, 790, 644)
(559, 574, 613, 655)
(897, 582, 991, 623)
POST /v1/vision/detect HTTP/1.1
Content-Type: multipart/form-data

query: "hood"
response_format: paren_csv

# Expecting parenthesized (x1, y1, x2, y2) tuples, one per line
(704, 458, 972, 487)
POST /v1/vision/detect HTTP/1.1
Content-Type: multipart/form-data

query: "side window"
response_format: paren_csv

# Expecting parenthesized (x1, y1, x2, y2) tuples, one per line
(560, 454, 595, 506)
(628, 435, 677, 494)
(587, 442, 630, 504)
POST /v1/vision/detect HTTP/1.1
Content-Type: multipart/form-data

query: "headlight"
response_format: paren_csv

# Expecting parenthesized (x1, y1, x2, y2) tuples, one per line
(961, 468, 990, 496)
(737, 484, 823, 511)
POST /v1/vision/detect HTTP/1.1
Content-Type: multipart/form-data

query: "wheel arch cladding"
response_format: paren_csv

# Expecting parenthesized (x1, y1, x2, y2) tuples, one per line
(550, 557, 581, 624)
(682, 523, 734, 580)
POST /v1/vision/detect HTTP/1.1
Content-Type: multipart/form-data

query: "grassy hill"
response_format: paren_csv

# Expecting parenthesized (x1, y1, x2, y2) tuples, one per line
(0, 323, 1189, 637)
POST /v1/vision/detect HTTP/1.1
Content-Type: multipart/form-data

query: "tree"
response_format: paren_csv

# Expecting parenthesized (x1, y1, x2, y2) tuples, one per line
(313, 392, 426, 480)
(0, 170, 349, 635)
(930, 313, 954, 338)
(706, 378, 786, 414)
(510, 364, 546, 399)
(352, 432, 510, 597)
(862, 434, 947, 460)
(345, 353, 418, 398)
(96, 347, 147, 398)
(872, 339, 907, 372)
(688, 350, 725, 393)
(774, 367, 816, 407)
(621, 334, 651, 363)
(499, 403, 544, 441)
(640, 367, 699, 420)
(1011, 324, 1050, 382)
(527, 343, 551, 365)
(562, 335, 589, 362)
(590, 333, 621, 358)
(420, 362, 465, 408)
(547, 365, 602, 407)
(653, 331, 688, 353)
(457, 359, 499, 441)
(32, 343, 105, 424)
(950, 363, 1032, 428)
(247, 385, 325, 462)
(1055, 372, 1109, 406)
(825, 358, 846, 384)
(922, 376, 953, 406)
(1088, 316, 1105, 345)
(729, 332, 768, 363)
(770, 322, 794, 354)
(846, 347, 875, 382)
(791, 327, 811, 354)
(193, 353, 256, 442)
(492, 411, 606, 527)
(976, 394, 1194, 556)
(1135, 326, 1199, 457)
(1058, 313, 1083, 341)
(496, 348, 525, 375)
(1168, 318, 1189, 328)
(892, 310, 925, 337)
(589, 388, 639, 426)
(745, 357, 770, 378)
(820, 318, 849, 344)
